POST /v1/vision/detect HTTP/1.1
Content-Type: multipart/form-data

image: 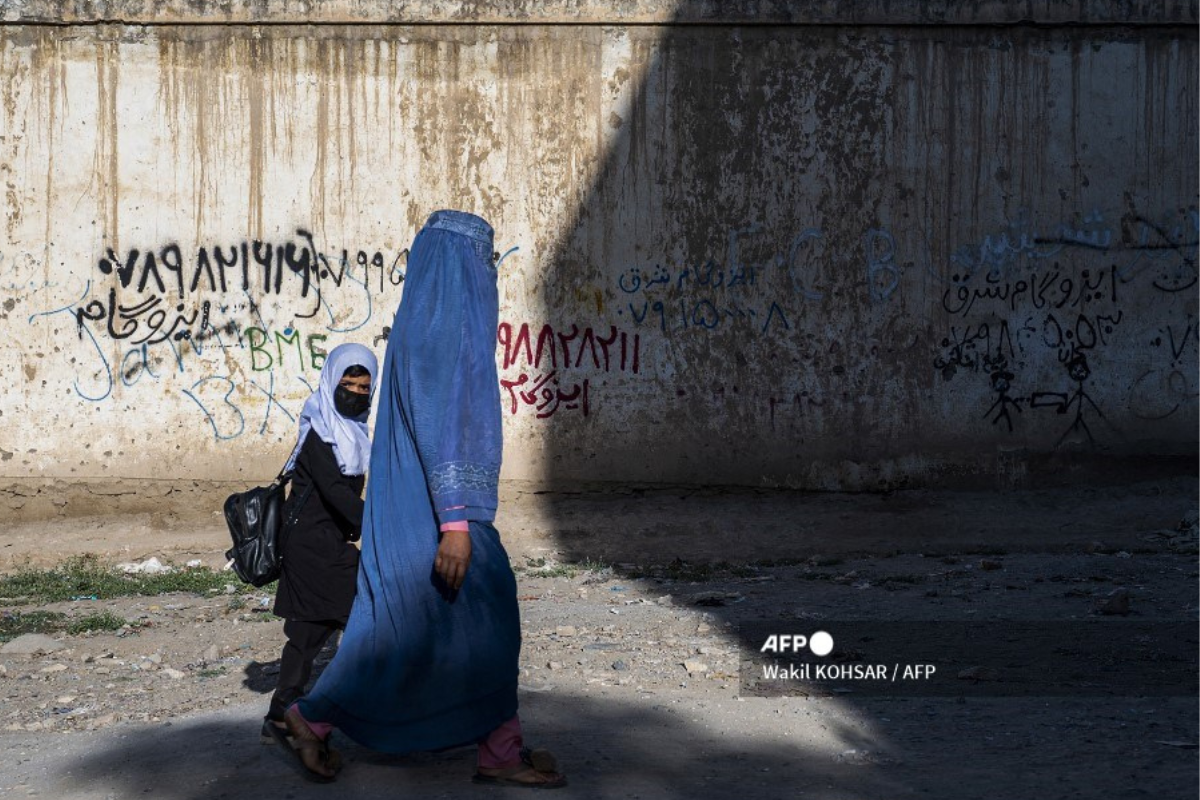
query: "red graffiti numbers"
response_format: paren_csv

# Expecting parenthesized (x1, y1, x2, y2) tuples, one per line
(497, 322, 640, 374)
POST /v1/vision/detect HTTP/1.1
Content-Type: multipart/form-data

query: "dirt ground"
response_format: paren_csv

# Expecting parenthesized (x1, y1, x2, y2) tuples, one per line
(0, 477, 1196, 799)
(3, 476, 1196, 569)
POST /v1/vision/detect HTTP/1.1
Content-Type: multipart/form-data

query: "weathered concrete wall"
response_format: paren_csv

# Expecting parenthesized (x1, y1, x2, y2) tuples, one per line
(0, 4, 1196, 503)
(5, 1, 1195, 25)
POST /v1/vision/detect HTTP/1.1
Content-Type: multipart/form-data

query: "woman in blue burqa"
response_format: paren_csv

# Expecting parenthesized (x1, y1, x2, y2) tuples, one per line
(282, 210, 566, 789)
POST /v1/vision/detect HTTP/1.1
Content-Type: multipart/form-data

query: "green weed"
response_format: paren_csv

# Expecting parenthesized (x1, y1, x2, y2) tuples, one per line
(66, 612, 128, 635)
(0, 555, 263, 605)
(519, 556, 611, 580)
(0, 610, 67, 642)
(0, 609, 127, 641)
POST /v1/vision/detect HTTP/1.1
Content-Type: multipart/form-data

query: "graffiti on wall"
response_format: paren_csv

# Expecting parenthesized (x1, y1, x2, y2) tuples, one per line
(497, 321, 641, 418)
(26, 228, 408, 440)
(599, 205, 1194, 448)
(610, 220, 947, 341)
(78, 229, 405, 345)
(15, 205, 1199, 450)
(1130, 315, 1200, 422)
(614, 224, 826, 337)
(930, 207, 1198, 446)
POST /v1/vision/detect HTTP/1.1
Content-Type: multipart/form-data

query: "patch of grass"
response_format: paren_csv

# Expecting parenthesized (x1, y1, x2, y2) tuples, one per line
(0, 610, 67, 642)
(618, 557, 837, 583)
(66, 612, 128, 635)
(520, 556, 611, 580)
(658, 560, 717, 582)
(2, 609, 133, 641)
(529, 564, 578, 579)
(616, 559, 722, 583)
(0, 555, 261, 605)
(197, 666, 227, 679)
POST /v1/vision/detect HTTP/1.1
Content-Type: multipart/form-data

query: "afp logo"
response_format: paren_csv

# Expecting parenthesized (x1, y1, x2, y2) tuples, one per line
(760, 630, 834, 657)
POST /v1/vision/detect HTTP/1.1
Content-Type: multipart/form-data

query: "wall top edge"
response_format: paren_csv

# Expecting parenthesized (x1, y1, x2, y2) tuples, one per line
(3, 1, 1197, 27)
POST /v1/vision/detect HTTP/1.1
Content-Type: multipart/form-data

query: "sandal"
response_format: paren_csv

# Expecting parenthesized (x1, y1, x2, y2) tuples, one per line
(261, 716, 291, 746)
(280, 705, 340, 782)
(473, 747, 567, 789)
(521, 747, 558, 773)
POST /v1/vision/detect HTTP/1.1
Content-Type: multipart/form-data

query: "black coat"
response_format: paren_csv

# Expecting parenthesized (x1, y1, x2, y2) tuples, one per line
(273, 430, 363, 623)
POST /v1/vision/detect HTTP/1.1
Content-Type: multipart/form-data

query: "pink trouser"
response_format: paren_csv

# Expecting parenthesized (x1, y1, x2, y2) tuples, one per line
(476, 715, 524, 769)
(290, 706, 523, 769)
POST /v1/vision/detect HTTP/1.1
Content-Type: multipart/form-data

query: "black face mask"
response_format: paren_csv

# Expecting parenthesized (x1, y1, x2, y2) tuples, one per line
(334, 386, 371, 418)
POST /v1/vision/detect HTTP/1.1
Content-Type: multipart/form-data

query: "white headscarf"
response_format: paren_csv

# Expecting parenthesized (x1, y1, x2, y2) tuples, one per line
(286, 342, 379, 476)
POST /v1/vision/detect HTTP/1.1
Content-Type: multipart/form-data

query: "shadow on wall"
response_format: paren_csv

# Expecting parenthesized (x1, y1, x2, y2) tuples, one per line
(57, 690, 900, 799)
(531, 17, 914, 491)
(527, 10, 1198, 505)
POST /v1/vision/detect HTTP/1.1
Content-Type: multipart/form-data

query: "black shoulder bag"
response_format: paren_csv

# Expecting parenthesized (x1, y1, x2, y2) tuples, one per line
(222, 453, 314, 588)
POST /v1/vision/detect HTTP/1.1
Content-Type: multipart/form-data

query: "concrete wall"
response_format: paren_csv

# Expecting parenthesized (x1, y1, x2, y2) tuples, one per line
(0, 2, 1196, 505)
(5, 1, 1197, 24)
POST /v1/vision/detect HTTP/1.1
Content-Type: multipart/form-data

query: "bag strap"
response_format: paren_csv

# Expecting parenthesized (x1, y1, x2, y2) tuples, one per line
(278, 434, 313, 527)
(283, 481, 316, 531)
(275, 437, 307, 484)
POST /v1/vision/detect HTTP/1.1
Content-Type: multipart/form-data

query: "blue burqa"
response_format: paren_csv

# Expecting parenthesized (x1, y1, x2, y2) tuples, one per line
(298, 210, 519, 752)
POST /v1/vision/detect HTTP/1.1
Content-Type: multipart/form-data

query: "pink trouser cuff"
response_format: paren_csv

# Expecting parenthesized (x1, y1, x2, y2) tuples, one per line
(289, 703, 334, 739)
(477, 715, 523, 769)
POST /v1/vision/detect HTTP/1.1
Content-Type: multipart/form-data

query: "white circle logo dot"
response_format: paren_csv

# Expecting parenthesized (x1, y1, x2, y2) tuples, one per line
(809, 630, 834, 656)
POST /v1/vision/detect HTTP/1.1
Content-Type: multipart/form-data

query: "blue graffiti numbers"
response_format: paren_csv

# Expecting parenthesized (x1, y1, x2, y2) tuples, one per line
(616, 224, 820, 336)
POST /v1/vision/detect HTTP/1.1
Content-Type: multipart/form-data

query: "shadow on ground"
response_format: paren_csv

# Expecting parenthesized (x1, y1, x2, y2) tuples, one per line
(242, 637, 340, 697)
(516, 475, 1199, 566)
(56, 690, 904, 800)
(241, 659, 280, 695)
(50, 689, 1200, 800)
